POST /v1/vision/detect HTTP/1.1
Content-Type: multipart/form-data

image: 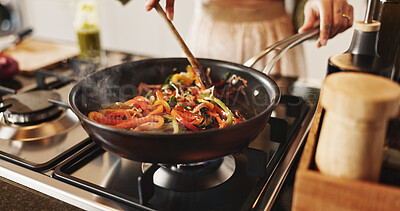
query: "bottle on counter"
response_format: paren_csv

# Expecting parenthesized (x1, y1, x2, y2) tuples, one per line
(327, 0, 394, 79)
(373, 0, 400, 83)
(74, 0, 103, 64)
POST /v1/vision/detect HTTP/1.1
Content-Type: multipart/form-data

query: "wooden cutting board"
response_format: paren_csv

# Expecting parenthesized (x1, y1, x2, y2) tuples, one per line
(3, 39, 79, 74)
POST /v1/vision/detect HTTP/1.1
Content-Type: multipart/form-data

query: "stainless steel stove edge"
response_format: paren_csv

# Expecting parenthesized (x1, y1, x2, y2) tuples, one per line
(0, 159, 122, 211)
(262, 104, 316, 210)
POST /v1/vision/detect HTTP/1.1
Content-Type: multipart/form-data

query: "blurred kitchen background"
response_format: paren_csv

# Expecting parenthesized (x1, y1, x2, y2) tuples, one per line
(10, 0, 366, 85)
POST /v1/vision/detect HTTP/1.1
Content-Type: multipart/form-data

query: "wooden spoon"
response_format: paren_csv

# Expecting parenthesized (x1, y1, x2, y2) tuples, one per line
(154, 3, 211, 89)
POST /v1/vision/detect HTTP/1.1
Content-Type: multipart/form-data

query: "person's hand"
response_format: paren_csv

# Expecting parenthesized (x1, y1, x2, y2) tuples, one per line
(145, 0, 175, 20)
(299, 0, 353, 47)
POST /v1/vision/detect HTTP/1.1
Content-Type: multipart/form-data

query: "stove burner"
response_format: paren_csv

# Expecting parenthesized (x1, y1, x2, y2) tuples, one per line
(143, 156, 236, 192)
(2, 90, 62, 124)
(0, 109, 78, 141)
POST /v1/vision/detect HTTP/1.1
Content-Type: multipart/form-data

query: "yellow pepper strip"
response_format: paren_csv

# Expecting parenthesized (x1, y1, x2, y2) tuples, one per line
(154, 99, 171, 113)
(148, 105, 164, 115)
(171, 73, 194, 86)
(186, 65, 195, 77)
(171, 65, 198, 86)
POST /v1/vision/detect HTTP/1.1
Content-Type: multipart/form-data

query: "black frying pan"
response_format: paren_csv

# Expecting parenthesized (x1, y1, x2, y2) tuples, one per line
(68, 29, 319, 164)
(69, 58, 279, 164)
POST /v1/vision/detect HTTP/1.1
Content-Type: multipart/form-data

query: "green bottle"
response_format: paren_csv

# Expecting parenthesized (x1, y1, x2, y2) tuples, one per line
(74, 0, 102, 63)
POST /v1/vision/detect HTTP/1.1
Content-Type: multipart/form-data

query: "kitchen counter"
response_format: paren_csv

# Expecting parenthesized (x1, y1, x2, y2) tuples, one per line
(0, 176, 82, 210)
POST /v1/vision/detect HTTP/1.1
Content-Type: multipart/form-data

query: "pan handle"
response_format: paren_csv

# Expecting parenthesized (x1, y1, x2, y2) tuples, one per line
(243, 28, 319, 75)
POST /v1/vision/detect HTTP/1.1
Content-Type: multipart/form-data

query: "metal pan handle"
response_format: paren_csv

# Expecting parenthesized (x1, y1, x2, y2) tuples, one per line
(243, 28, 319, 74)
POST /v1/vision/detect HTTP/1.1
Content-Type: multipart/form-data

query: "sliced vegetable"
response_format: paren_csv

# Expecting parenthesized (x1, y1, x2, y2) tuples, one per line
(154, 99, 171, 113)
(171, 109, 199, 131)
(193, 100, 214, 113)
(88, 111, 126, 125)
(206, 111, 227, 129)
(148, 105, 164, 115)
(88, 65, 246, 133)
(115, 115, 164, 129)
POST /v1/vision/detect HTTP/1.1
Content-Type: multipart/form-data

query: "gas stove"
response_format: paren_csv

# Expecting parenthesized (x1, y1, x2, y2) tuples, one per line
(0, 52, 319, 211)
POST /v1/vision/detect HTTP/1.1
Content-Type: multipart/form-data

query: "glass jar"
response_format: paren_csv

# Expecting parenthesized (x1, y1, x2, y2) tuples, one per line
(74, 0, 103, 64)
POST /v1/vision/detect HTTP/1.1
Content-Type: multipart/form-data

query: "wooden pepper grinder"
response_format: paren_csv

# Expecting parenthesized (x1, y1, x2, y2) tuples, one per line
(315, 72, 400, 181)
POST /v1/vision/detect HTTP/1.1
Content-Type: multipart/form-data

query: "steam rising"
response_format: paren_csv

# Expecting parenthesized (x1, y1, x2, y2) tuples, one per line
(72, 60, 136, 110)
(71, 58, 278, 117)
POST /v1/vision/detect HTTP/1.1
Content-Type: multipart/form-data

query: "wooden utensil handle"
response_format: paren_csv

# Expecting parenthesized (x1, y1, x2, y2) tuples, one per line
(154, 4, 197, 67)
(154, 3, 210, 88)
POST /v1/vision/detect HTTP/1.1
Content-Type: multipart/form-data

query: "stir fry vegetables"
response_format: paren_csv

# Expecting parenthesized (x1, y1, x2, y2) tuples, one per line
(88, 66, 246, 133)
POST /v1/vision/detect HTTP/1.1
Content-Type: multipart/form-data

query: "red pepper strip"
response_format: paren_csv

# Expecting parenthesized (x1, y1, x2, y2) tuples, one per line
(107, 110, 132, 120)
(171, 109, 199, 131)
(174, 106, 203, 125)
(154, 99, 171, 113)
(232, 116, 243, 124)
(137, 83, 162, 96)
(148, 105, 164, 115)
(213, 80, 225, 87)
(88, 111, 103, 120)
(187, 86, 201, 96)
(101, 109, 143, 118)
(191, 117, 203, 126)
(88, 111, 127, 125)
(206, 111, 227, 129)
(212, 105, 229, 119)
(137, 82, 145, 96)
(124, 96, 149, 112)
(115, 115, 164, 129)
(125, 96, 147, 106)
(100, 109, 127, 114)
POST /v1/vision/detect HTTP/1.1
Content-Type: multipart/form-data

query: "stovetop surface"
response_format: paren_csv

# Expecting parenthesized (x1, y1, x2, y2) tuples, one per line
(0, 83, 90, 171)
(0, 52, 145, 172)
(52, 94, 310, 211)
(0, 51, 320, 211)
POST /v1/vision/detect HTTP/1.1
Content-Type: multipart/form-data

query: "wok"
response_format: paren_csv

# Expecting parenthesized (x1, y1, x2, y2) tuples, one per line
(69, 29, 319, 164)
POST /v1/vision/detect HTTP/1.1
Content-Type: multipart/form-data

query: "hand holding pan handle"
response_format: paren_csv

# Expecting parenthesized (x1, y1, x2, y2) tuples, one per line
(244, 28, 320, 75)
